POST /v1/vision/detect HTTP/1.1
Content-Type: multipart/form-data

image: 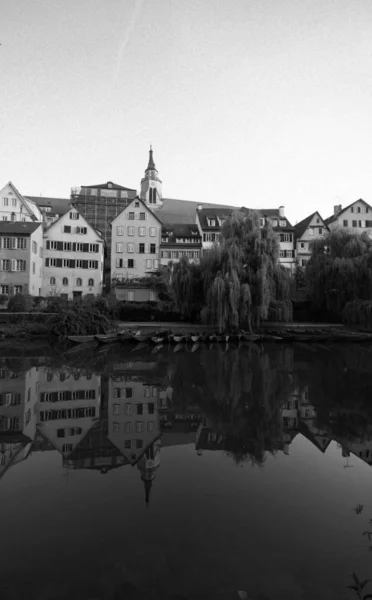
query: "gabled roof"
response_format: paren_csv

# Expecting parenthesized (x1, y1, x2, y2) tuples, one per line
(325, 198, 372, 224)
(80, 181, 136, 192)
(44, 206, 103, 239)
(2, 182, 39, 221)
(0, 222, 42, 235)
(294, 211, 328, 240)
(111, 196, 163, 226)
(26, 195, 71, 217)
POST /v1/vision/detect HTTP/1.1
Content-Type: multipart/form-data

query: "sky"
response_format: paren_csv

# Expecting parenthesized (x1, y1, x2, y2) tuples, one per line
(1, 0, 372, 224)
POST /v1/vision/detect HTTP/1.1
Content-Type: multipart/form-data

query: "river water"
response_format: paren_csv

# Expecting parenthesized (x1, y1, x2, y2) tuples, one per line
(1, 341, 372, 600)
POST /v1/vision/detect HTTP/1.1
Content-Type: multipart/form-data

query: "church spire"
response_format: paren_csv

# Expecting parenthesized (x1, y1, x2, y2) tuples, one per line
(142, 474, 153, 509)
(146, 145, 157, 172)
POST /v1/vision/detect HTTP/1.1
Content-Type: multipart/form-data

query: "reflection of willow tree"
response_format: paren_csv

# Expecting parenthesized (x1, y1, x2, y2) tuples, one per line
(171, 345, 295, 466)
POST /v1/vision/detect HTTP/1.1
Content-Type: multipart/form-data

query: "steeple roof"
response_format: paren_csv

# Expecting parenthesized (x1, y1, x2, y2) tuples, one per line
(146, 145, 157, 172)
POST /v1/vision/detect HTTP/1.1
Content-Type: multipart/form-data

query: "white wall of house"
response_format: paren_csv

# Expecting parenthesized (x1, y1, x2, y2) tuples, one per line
(0, 182, 42, 222)
(296, 213, 327, 267)
(328, 200, 372, 237)
(42, 209, 104, 299)
(111, 198, 161, 281)
(0, 224, 43, 296)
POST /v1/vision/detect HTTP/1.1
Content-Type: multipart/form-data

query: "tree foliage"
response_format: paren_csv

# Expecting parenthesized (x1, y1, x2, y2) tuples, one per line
(305, 229, 372, 319)
(171, 210, 292, 330)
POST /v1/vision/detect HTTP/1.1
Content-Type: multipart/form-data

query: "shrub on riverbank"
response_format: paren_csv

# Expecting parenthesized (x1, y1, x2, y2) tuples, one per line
(46, 304, 111, 337)
(343, 300, 372, 330)
(0, 322, 49, 337)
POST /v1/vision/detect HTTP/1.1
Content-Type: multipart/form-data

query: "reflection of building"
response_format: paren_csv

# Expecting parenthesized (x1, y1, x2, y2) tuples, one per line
(159, 396, 202, 448)
(108, 376, 161, 465)
(36, 368, 101, 458)
(195, 421, 224, 453)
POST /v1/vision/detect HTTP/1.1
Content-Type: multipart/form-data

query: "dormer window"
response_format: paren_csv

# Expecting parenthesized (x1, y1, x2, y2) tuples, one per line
(108, 183, 113, 189)
(280, 220, 286, 227)
(69, 212, 79, 220)
(134, 201, 140, 207)
(207, 218, 216, 227)
(272, 219, 278, 227)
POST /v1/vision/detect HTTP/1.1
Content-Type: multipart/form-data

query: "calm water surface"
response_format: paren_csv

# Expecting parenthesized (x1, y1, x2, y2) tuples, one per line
(1, 341, 372, 600)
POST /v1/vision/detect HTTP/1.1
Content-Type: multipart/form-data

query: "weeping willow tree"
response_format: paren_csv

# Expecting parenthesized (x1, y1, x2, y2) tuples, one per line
(171, 257, 203, 320)
(199, 210, 292, 331)
(305, 229, 372, 322)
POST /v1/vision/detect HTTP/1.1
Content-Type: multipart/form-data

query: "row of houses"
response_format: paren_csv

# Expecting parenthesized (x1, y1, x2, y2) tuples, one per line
(1, 147, 371, 300)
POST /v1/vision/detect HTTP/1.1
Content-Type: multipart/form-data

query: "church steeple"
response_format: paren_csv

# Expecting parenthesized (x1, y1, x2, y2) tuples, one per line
(146, 145, 157, 172)
(140, 145, 163, 209)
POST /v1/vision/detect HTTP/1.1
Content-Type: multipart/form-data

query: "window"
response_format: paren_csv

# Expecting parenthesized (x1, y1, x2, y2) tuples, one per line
(62, 277, 69, 286)
(139, 243, 145, 253)
(124, 422, 131, 433)
(16, 260, 26, 271)
(351, 207, 354, 213)
(17, 238, 27, 249)
(352, 220, 357, 227)
(116, 226, 124, 236)
(146, 259, 152, 269)
(203, 233, 217, 242)
(63, 242, 71, 251)
(116, 242, 123, 253)
(139, 212, 146, 220)
(279, 220, 286, 227)
(128, 259, 134, 268)
(14, 285, 22, 294)
(124, 440, 131, 449)
(2, 216, 7, 221)
(1, 285, 9, 295)
(134, 201, 140, 207)
(113, 404, 120, 416)
(64, 225, 71, 233)
(127, 226, 134, 236)
(32, 261, 35, 274)
(149, 291, 156, 301)
(318, 228, 322, 235)
(127, 243, 134, 253)
(316, 218, 320, 224)
(357, 206, 361, 213)
(150, 244, 156, 254)
(128, 212, 135, 220)
(138, 227, 146, 237)
(125, 388, 133, 398)
(62, 444, 73, 454)
(343, 220, 348, 227)
(147, 422, 155, 432)
(69, 212, 79, 220)
(153, 259, 159, 269)
(136, 422, 144, 432)
(124, 403, 133, 415)
(76, 227, 87, 234)
(32, 241, 37, 253)
(161, 251, 169, 259)
(279, 233, 293, 242)
(150, 227, 156, 237)
(300, 242, 305, 248)
(89, 244, 98, 252)
(76, 278, 82, 286)
(116, 258, 123, 268)
(50, 277, 56, 285)
(88, 278, 94, 286)
(3, 198, 8, 206)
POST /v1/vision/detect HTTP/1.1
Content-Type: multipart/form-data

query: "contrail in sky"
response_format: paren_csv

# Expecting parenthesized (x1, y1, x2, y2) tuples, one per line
(113, 0, 145, 85)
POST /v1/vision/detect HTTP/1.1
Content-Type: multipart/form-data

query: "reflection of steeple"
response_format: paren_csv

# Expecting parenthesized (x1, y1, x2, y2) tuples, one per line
(136, 439, 161, 508)
(141, 471, 154, 508)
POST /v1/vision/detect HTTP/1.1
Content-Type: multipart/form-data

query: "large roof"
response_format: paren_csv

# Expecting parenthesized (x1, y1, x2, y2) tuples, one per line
(157, 198, 236, 225)
(80, 181, 136, 192)
(0, 222, 42, 235)
(161, 223, 202, 247)
(26, 195, 71, 216)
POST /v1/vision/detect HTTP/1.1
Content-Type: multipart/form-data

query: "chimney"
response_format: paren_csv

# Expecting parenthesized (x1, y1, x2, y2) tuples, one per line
(279, 206, 285, 218)
(197, 204, 203, 211)
(334, 204, 342, 216)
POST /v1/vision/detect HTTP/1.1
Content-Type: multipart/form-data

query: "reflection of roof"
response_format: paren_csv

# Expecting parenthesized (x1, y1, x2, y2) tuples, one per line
(0, 222, 42, 235)
(299, 422, 332, 453)
(26, 196, 71, 216)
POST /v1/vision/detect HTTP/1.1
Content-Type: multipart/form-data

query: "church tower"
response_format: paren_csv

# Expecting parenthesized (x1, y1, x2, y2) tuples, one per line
(140, 146, 163, 209)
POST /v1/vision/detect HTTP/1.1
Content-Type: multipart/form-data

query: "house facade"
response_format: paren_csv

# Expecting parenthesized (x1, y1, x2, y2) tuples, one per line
(294, 211, 329, 267)
(160, 224, 202, 266)
(325, 199, 372, 236)
(42, 208, 104, 299)
(0, 222, 43, 296)
(110, 197, 162, 286)
(0, 182, 42, 223)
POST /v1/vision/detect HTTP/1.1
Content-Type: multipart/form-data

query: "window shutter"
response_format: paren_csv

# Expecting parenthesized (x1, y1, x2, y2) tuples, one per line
(124, 259, 128, 268)
(70, 259, 75, 268)
(57, 241, 63, 250)
(46, 240, 50, 249)
(57, 258, 63, 267)
(0, 239, 2, 249)
(145, 212, 148, 220)
(83, 243, 89, 252)
(45, 258, 50, 267)
(135, 212, 139, 219)
(136, 244, 139, 253)
(11, 259, 16, 272)
(145, 243, 149, 253)
(133, 259, 136, 268)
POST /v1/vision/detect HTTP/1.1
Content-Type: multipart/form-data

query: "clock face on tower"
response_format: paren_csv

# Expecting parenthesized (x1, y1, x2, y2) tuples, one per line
(150, 181, 156, 188)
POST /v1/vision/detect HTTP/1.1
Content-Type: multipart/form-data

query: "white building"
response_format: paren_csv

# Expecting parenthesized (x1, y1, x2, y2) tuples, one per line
(0, 222, 43, 296)
(0, 182, 42, 223)
(36, 368, 101, 458)
(110, 197, 162, 284)
(43, 207, 104, 299)
(294, 211, 329, 267)
(325, 199, 372, 236)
